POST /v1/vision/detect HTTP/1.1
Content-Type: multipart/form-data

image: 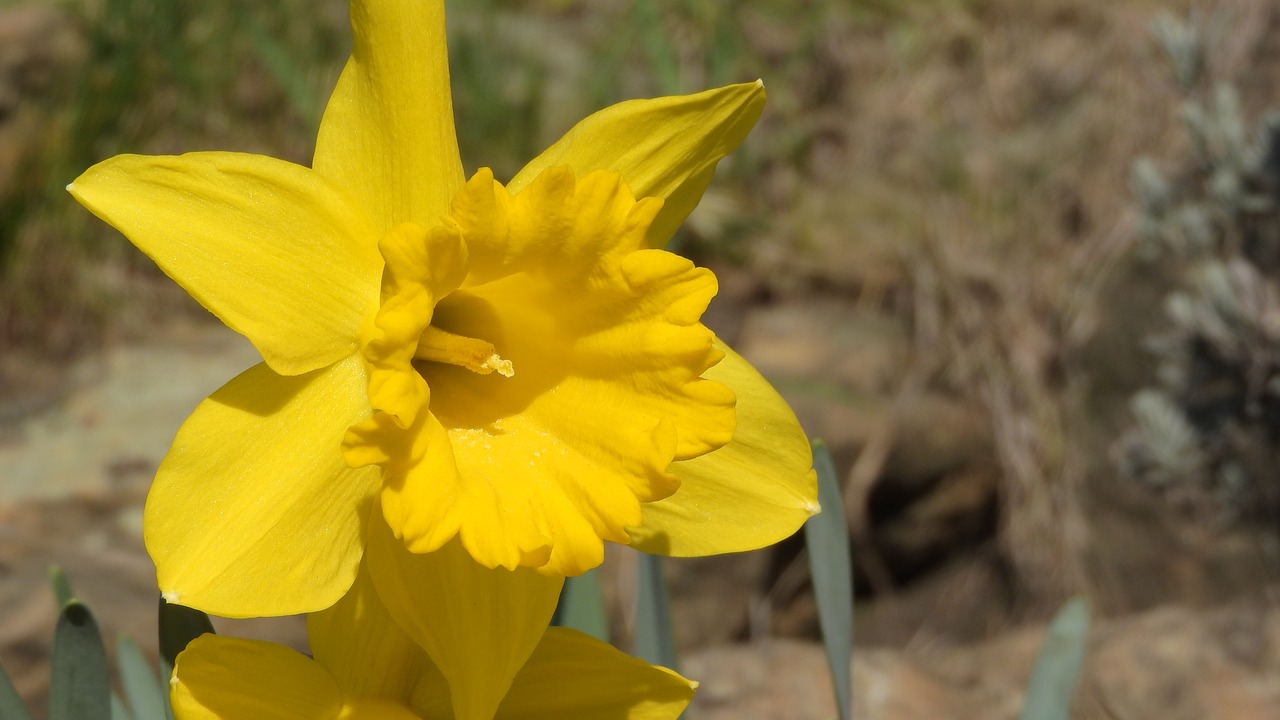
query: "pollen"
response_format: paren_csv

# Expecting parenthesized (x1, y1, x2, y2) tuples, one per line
(482, 353, 514, 377)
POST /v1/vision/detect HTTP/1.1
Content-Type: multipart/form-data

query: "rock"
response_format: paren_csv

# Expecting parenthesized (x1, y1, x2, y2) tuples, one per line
(736, 301, 911, 398)
(666, 551, 774, 648)
(1080, 601, 1280, 720)
(0, 326, 260, 505)
(686, 639, 837, 720)
(692, 595, 1280, 720)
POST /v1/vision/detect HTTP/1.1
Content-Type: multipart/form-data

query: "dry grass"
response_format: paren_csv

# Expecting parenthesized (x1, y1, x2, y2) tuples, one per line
(739, 0, 1280, 614)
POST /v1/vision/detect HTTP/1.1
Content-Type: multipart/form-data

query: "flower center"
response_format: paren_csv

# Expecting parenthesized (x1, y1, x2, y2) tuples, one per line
(415, 325, 513, 377)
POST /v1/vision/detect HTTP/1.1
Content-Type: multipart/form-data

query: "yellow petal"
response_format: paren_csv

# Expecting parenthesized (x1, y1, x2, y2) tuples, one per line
(358, 221, 468, 428)
(628, 341, 819, 555)
(171, 635, 343, 720)
(407, 169, 735, 575)
(371, 408, 558, 570)
(366, 519, 563, 720)
(68, 152, 381, 376)
(314, 0, 463, 233)
(144, 356, 380, 617)
(339, 699, 423, 720)
(308, 563, 429, 703)
(508, 82, 765, 247)
(493, 628, 695, 720)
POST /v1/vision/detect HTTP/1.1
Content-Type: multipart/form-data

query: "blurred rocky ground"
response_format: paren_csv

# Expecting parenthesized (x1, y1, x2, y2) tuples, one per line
(2, 318, 1278, 719)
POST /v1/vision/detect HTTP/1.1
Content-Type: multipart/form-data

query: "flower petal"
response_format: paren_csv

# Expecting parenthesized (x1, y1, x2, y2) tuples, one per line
(68, 152, 381, 376)
(628, 341, 819, 555)
(144, 355, 380, 617)
(340, 700, 424, 720)
(406, 169, 735, 575)
(314, 0, 463, 233)
(366, 519, 563, 720)
(307, 563, 428, 704)
(508, 82, 765, 247)
(171, 634, 343, 720)
(493, 628, 695, 720)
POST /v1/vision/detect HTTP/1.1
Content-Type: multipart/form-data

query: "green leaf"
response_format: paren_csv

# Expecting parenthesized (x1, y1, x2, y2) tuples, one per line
(634, 552, 679, 670)
(118, 635, 166, 720)
(1019, 596, 1091, 720)
(50, 601, 111, 720)
(0, 657, 35, 720)
(804, 440, 853, 720)
(158, 596, 214, 668)
(552, 567, 610, 642)
(48, 566, 74, 608)
(111, 693, 135, 720)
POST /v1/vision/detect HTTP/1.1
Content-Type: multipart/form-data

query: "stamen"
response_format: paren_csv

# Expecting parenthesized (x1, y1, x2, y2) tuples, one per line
(416, 325, 515, 377)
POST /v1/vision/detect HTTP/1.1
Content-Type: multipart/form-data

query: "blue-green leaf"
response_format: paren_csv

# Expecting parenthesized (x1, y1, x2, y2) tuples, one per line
(552, 567, 610, 642)
(118, 635, 165, 720)
(50, 601, 111, 720)
(804, 440, 852, 720)
(634, 552, 679, 671)
(1019, 596, 1091, 720)
(111, 693, 135, 720)
(0, 658, 34, 720)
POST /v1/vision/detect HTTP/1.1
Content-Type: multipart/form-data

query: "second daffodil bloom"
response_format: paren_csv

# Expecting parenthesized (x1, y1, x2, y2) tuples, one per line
(71, 0, 812, 651)
(171, 561, 696, 720)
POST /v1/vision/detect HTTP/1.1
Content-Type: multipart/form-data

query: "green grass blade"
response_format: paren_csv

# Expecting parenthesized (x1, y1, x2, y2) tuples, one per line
(552, 568, 610, 642)
(48, 566, 75, 608)
(634, 552, 678, 670)
(111, 693, 135, 720)
(50, 601, 111, 720)
(631, 1, 683, 95)
(117, 635, 165, 720)
(0, 658, 35, 720)
(158, 596, 214, 668)
(1019, 597, 1091, 720)
(243, 11, 322, 131)
(804, 440, 853, 720)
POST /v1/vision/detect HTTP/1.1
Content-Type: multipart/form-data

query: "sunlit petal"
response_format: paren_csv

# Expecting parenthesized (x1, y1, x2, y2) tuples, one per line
(509, 82, 765, 247)
(628, 341, 818, 555)
(366, 519, 562, 720)
(145, 356, 380, 617)
(171, 635, 343, 720)
(364, 169, 735, 575)
(339, 699, 423, 720)
(314, 0, 463, 233)
(308, 563, 428, 703)
(494, 628, 695, 720)
(69, 152, 380, 376)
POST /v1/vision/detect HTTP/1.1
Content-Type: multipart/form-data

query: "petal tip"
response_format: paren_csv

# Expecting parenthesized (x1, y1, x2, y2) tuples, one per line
(162, 590, 181, 603)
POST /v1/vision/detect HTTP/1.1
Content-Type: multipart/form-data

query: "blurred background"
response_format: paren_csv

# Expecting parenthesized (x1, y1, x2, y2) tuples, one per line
(1, 0, 1279, 717)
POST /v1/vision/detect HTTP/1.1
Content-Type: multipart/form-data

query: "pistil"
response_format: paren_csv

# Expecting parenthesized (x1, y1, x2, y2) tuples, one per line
(415, 325, 514, 377)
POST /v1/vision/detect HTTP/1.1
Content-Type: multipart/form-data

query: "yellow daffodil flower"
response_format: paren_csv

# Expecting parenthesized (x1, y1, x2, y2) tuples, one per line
(68, 3, 814, 704)
(172, 561, 695, 720)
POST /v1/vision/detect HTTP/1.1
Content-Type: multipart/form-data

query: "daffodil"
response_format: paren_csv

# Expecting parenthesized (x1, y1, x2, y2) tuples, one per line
(69, 0, 815, 711)
(171, 560, 695, 720)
